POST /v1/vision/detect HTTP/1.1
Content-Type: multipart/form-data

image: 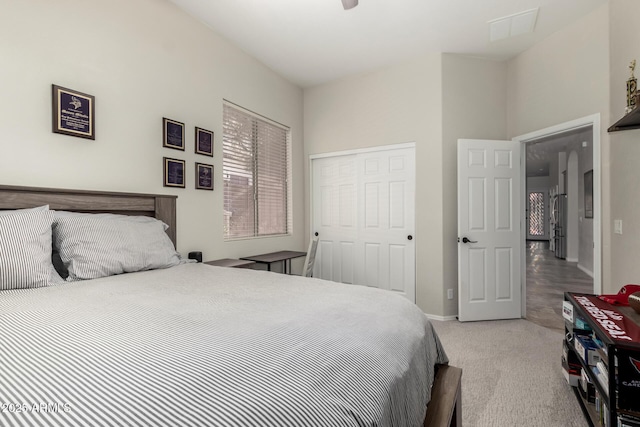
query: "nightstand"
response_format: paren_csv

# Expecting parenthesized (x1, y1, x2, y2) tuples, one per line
(204, 258, 255, 269)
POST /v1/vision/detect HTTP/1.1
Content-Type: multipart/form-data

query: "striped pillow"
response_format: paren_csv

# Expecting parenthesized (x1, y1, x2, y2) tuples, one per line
(0, 208, 55, 290)
(52, 212, 182, 281)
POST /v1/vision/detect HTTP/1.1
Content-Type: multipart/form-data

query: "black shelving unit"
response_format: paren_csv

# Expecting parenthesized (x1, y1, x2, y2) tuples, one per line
(563, 292, 640, 426)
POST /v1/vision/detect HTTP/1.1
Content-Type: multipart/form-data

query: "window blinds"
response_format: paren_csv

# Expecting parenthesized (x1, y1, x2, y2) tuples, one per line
(222, 102, 291, 239)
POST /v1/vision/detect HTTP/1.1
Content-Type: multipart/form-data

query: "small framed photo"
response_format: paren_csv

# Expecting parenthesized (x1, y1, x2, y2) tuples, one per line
(52, 84, 95, 140)
(195, 127, 214, 156)
(163, 118, 185, 150)
(584, 169, 593, 219)
(195, 163, 214, 190)
(163, 157, 185, 188)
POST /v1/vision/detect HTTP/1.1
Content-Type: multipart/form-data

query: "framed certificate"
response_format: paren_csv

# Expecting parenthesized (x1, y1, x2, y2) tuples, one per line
(163, 157, 185, 188)
(52, 84, 95, 140)
(195, 163, 213, 190)
(163, 118, 185, 150)
(195, 127, 214, 156)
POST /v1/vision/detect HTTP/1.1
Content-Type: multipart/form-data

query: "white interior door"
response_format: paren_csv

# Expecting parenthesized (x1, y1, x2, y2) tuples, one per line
(311, 145, 416, 302)
(457, 139, 522, 321)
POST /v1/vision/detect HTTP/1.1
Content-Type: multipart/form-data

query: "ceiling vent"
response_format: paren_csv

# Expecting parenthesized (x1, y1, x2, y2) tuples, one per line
(488, 8, 539, 42)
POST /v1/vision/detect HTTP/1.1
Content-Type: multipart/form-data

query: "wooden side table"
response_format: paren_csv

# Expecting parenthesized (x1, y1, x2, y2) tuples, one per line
(204, 259, 256, 269)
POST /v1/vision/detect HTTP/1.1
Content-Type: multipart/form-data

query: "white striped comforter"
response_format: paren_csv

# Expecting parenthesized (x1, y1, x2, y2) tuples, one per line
(0, 263, 448, 427)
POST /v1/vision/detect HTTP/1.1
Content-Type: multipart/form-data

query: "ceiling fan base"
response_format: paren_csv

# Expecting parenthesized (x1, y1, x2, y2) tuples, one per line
(341, 0, 358, 10)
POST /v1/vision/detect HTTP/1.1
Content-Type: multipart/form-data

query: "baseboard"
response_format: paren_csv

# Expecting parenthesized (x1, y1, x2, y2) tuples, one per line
(425, 314, 458, 322)
(566, 257, 578, 263)
(577, 263, 594, 278)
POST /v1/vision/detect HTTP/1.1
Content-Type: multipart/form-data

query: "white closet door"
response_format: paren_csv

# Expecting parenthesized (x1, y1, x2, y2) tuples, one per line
(311, 145, 416, 302)
(312, 154, 358, 284)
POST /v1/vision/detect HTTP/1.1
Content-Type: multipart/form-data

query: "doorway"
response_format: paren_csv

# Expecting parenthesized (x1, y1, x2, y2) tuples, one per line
(514, 114, 601, 322)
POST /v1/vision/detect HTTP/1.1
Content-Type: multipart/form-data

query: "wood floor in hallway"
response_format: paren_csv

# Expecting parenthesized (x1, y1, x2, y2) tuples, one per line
(526, 240, 593, 332)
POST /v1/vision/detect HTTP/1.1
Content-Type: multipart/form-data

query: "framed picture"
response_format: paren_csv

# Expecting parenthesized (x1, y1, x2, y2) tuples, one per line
(195, 127, 214, 156)
(195, 163, 214, 190)
(163, 118, 185, 150)
(584, 169, 593, 219)
(163, 157, 185, 188)
(52, 84, 95, 140)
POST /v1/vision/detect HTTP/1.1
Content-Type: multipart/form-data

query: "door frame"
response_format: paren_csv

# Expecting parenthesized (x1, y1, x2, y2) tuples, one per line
(512, 113, 602, 316)
(308, 142, 416, 161)
(309, 142, 416, 297)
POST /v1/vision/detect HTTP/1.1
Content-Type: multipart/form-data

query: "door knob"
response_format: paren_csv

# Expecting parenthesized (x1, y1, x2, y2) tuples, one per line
(407, 235, 413, 240)
(461, 237, 477, 244)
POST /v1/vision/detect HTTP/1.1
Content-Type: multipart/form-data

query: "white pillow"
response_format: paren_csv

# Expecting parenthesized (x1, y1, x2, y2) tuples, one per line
(53, 211, 170, 230)
(52, 211, 182, 281)
(0, 207, 56, 290)
(0, 205, 49, 216)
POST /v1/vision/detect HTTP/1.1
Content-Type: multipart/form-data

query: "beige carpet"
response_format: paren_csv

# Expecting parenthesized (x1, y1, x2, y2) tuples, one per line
(431, 319, 588, 427)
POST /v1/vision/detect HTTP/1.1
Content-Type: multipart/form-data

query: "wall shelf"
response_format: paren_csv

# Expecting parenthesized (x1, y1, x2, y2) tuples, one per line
(608, 107, 640, 132)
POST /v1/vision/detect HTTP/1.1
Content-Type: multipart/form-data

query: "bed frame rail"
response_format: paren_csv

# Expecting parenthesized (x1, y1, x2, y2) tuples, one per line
(424, 364, 462, 427)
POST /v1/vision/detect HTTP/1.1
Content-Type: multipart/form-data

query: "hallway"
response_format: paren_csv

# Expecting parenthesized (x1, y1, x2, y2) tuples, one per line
(525, 240, 593, 331)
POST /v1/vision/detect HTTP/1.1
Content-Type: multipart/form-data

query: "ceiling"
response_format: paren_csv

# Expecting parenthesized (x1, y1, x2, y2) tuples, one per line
(168, 0, 606, 88)
(526, 127, 593, 177)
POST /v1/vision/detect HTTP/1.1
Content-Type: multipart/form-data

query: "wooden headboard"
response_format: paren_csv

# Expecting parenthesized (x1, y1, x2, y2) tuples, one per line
(0, 185, 178, 246)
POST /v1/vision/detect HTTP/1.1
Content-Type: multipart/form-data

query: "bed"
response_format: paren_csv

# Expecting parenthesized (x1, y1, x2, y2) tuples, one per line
(0, 185, 461, 427)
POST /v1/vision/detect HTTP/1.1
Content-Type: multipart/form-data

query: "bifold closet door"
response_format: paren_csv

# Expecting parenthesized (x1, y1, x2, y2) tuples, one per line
(311, 146, 415, 303)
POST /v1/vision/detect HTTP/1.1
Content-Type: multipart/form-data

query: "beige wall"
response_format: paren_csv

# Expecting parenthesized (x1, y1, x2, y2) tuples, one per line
(507, 4, 612, 291)
(569, 131, 595, 275)
(303, 55, 445, 316)
(3, 0, 629, 315)
(304, 54, 508, 317)
(608, 0, 640, 289)
(506, 5, 610, 138)
(0, 0, 305, 261)
(441, 54, 508, 316)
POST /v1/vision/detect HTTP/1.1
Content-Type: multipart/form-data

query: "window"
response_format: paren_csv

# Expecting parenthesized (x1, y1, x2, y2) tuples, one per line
(222, 101, 291, 240)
